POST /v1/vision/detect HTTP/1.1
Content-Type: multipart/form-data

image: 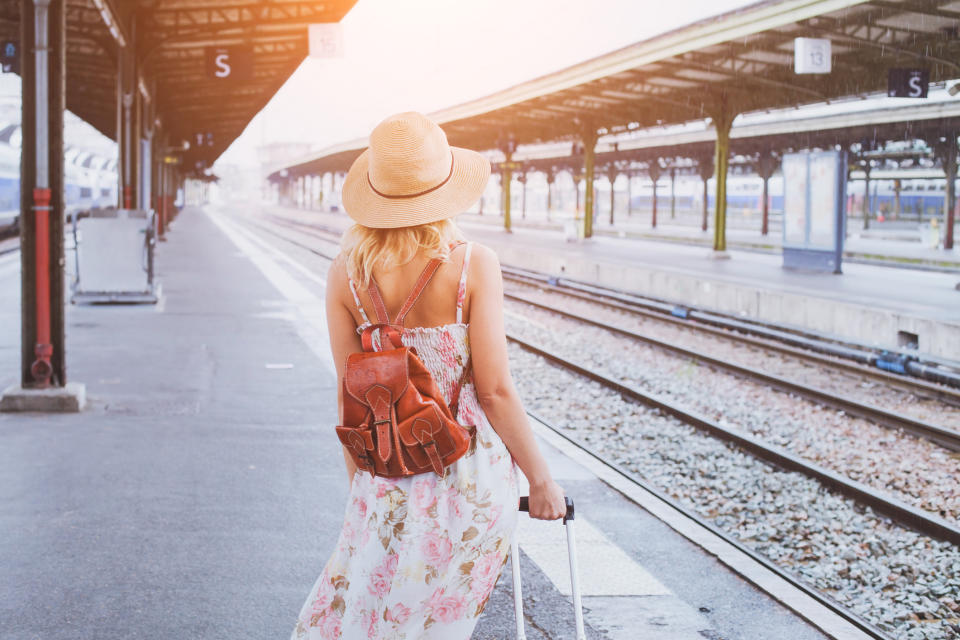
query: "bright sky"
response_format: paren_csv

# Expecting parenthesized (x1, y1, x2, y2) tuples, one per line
(218, 0, 756, 168)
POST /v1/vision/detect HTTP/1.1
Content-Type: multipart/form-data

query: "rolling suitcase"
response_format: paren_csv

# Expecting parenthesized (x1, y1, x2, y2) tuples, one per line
(512, 496, 586, 640)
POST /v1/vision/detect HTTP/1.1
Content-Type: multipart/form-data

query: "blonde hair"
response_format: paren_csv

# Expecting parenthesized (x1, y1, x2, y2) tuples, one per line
(342, 218, 465, 288)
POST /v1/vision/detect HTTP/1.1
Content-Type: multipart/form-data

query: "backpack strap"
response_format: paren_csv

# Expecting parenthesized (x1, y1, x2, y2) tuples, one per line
(347, 278, 371, 326)
(455, 242, 473, 324)
(393, 258, 444, 325)
(366, 277, 391, 324)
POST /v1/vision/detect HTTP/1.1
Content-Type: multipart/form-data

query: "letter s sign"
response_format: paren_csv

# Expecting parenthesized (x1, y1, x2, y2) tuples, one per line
(888, 68, 929, 98)
(908, 75, 923, 97)
(214, 52, 231, 78)
(206, 46, 251, 81)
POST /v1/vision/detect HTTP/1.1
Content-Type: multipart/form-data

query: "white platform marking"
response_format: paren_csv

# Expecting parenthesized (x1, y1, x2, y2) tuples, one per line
(516, 514, 671, 597)
(206, 209, 334, 374)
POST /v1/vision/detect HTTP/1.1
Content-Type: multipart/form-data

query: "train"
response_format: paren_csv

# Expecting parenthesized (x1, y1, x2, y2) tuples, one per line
(623, 174, 950, 220)
(0, 123, 118, 234)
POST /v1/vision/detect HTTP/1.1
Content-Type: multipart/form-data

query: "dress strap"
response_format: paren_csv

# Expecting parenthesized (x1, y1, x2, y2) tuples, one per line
(456, 242, 473, 324)
(347, 278, 370, 326)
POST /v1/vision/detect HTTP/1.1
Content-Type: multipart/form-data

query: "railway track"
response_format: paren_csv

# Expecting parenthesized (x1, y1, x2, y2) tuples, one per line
(501, 266, 960, 390)
(504, 289, 960, 452)
(506, 332, 960, 547)
(526, 410, 894, 640)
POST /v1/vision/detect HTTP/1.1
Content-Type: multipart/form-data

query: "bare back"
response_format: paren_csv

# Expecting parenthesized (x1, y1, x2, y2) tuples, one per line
(340, 243, 472, 331)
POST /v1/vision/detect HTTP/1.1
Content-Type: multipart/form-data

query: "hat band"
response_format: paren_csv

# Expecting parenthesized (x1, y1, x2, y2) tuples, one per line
(367, 152, 455, 199)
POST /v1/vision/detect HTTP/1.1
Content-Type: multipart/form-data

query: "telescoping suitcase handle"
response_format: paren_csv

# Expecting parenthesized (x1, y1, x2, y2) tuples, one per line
(513, 496, 586, 640)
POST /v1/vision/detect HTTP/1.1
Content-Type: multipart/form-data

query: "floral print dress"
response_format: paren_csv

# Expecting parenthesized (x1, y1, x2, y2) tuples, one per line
(292, 243, 520, 639)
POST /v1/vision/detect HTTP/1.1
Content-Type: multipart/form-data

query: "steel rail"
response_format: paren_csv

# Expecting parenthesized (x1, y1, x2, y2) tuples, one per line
(502, 266, 960, 389)
(525, 410, 895, 640)
(507, 333, 960, 547)
(501, 268, 960, 404)
(506, 291, 960, 452)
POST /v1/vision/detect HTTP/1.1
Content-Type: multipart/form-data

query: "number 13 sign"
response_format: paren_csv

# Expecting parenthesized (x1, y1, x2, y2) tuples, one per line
(794, 38, 831, 74)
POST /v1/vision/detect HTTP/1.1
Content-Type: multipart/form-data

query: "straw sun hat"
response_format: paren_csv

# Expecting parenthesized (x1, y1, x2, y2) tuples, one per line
(341, 112, 491, 228)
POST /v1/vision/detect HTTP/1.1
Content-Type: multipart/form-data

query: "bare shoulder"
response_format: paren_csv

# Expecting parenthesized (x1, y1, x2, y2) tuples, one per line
(468, 243, 501, 281)
(326, 252, 350, 297)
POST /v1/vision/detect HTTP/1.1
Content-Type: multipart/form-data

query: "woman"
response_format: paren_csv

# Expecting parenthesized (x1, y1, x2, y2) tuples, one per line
(291, 111, 567, 639)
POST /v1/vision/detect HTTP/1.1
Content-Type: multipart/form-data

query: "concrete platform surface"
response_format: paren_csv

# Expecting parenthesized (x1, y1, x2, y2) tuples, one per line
(1, 206, 833, 639)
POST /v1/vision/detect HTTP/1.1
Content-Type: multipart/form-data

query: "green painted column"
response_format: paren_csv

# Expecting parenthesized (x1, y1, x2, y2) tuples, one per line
(503, 160, 512, 233)
(607, 167, 617, 226)
(582, 130, 597, 238)
(711, 101, 735, 253)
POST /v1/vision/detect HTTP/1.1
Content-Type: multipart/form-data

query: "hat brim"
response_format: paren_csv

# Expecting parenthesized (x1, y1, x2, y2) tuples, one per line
(341, 146, 491, 229)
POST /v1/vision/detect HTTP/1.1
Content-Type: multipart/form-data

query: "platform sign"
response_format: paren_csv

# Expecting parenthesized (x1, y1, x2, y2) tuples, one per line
(888, 68, 929, 98)
(1, 40, 18, 73)
(794, 38, 831, 74)
(781, 150, 847, 273)
(205, 46, 253, 81)
(309, 23, 344, 58)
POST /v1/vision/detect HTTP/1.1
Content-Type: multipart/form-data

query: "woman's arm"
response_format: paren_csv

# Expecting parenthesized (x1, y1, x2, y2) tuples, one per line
(326, 256, 361, 484)
(466, 245, 566, 520)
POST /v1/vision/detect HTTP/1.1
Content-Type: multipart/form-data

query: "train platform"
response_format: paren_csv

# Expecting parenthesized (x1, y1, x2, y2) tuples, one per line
(261, 203, 960, 362)
(0, 205, 861, 639)
(459, 211, 960, 273)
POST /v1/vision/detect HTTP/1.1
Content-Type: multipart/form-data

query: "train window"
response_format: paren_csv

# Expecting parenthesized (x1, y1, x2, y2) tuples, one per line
(80, 187, 92, 198)
(101, 188, 111, 196)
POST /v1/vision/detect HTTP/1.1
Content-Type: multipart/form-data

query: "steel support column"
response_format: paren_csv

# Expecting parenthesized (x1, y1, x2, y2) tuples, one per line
(697, 155, 714, 232)
(545, 168, 555, 222)
(755, 151, 778, 237)
(606, 166, 617, 226)
(935, 134, 957, 250)
(710, 97, 735, 253)
(18, 0, 65, 388)
(117, 27, 139, 210)
(648, 161, 662, 229)
(669, 168, 676, 219)
(582, 129, 598, 238)
(862, 163, 872, 231)
(519, 171, 527, 220)
(893, 179, 901, 220)
(502, 162, 512, 232)
(626, 172, 633, 217)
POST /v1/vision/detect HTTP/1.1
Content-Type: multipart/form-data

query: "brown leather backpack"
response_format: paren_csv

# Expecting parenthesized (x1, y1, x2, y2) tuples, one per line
(336, 252, 473, 478)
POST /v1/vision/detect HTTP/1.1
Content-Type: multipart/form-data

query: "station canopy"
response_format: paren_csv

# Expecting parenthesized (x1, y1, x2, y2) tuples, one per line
(271, 0, 960, 178)
(0, 1, 358, 168)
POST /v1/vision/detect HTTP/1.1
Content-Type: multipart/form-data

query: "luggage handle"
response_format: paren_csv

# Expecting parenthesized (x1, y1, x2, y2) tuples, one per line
(518, 496, 575, 524)
(513, 496, 586, 640)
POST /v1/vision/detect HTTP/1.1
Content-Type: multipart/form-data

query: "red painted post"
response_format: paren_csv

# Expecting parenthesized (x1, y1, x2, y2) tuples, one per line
(31, 187, 53, 386)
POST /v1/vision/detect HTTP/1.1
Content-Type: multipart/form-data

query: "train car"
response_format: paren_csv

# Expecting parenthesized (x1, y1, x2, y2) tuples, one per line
(0, 124, 117, 234)
(627, 174, 948, 222)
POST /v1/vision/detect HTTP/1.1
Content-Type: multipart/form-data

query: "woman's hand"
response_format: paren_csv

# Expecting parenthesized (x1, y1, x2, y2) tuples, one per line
(527, 479, 567, 520)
